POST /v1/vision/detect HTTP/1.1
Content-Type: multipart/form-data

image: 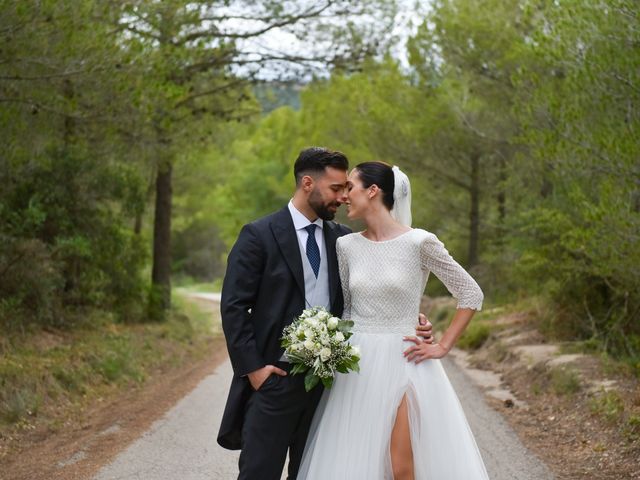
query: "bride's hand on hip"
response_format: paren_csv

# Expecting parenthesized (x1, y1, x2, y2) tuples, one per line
(402, 336, 449, 363)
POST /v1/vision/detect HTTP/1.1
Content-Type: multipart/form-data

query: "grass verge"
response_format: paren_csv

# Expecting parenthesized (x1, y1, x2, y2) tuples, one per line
(0, 291, 219, 460)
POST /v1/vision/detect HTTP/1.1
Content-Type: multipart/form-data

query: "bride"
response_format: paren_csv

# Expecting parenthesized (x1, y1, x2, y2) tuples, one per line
(298, 162, 489, 479)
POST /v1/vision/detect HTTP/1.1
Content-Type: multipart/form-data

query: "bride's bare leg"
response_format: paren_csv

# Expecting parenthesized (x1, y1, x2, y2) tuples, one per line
(390, 394, 415, 480)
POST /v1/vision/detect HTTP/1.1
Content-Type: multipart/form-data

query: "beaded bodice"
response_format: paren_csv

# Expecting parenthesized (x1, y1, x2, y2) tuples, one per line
(336, 229, 483, 335)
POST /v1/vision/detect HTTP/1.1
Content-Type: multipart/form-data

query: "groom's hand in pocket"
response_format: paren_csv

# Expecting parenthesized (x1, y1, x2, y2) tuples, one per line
(415, 313, 434, 344)
(248, 365, 287, 391)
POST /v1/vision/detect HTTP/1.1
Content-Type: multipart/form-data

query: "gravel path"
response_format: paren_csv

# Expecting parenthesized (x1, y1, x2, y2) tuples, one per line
(93, 356, 553, 480)
(93, 291, 553, 480)
(443, 356, 554, 479)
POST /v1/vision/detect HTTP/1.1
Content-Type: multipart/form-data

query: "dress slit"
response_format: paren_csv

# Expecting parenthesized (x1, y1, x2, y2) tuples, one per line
(386, 383, 420, 479)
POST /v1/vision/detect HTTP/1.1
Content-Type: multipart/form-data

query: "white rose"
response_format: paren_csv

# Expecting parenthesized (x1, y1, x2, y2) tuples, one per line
(304, 329, 314, 340)
(327, 317, 339, 330)
(320, 347, 332, 362)
(349, 345, 361, 358)
(304, 339, 315, 351)
(334, 331, 345, 342)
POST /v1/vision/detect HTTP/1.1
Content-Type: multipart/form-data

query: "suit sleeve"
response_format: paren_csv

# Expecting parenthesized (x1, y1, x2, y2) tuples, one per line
(336, 238, 351, 320)
(220, 223, 266, 377)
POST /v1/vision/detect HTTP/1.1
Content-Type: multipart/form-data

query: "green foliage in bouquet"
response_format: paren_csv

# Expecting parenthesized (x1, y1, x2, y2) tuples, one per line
(281, 307, 360, 391)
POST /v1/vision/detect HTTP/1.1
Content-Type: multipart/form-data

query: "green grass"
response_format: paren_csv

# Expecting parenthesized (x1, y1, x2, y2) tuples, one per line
(428, 301, 505, 351)
(550, 367, 582, 395)
(599, 351, 640, 379)
(1, 389, 41, 424)
(489, 341, 511, 363)
(426, 303, 455, 333)
(172, 292, 222, 336)
(458, 322, 492, 351)
(590, 390, 625, 423)
(527, 364, 582, 396)
(589, 390, 640, 443)
(558, 343, 640, 379)
(0, 292, 218, 430)
(623, 414, 640, 442)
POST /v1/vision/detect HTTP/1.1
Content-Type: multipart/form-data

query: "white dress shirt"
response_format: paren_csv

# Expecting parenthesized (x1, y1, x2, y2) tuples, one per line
(288, 200, 325, 260)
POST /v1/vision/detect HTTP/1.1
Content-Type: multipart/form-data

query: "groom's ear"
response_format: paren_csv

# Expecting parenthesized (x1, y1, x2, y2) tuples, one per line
(301, 174, 315, 192)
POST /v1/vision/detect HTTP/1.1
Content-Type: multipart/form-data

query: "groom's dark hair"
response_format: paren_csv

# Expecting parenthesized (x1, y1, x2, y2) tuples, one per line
(294, 147, 349, 186)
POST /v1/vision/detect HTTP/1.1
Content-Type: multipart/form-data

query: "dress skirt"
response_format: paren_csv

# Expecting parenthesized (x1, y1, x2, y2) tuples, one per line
(297, 332, 490, 479)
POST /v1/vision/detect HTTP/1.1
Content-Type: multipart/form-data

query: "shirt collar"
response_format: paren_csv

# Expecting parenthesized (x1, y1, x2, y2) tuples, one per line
(288, 200, 324, 231)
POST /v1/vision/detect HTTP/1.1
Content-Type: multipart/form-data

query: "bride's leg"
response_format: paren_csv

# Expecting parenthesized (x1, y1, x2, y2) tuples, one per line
(390, 394, 415, 480)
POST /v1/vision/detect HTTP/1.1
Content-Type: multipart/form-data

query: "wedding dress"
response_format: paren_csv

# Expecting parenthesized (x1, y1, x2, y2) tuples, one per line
(298, 228, 490, 479)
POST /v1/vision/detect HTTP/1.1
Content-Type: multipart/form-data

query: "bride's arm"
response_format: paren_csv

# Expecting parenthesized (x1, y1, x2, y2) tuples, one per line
(404, 232, 483, 362)
(404, 308, 475, 362)
(419, 232, 484, 311)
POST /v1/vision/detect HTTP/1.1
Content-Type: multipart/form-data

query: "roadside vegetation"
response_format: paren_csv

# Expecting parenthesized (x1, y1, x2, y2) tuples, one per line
(199, 0, 639, 372)
(438, 298, 640, 478)
(0, 294, 218, 460)
(1, 0, 637, 473)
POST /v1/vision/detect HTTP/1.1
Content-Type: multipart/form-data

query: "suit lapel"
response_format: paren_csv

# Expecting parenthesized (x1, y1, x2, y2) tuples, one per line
(324, 222, 340, 309)
(271, 207, 305, 298)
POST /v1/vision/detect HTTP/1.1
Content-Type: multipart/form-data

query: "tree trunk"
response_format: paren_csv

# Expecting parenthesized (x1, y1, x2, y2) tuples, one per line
(63, 78, 75, 146)
(468, 151, 480, 268)
(151, 161, 172, 316)
(497, 155, 506, 223)
(540, 161, 554, 198)
(133, 213, 143, 236)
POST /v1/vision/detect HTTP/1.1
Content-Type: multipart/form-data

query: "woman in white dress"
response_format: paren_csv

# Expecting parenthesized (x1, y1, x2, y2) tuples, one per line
(298, 162, 489, 479)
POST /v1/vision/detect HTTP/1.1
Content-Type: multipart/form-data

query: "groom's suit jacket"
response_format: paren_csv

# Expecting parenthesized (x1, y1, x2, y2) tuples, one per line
(217, 206, 351, 450)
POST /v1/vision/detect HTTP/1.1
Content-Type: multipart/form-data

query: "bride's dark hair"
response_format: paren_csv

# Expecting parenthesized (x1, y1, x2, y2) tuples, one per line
(354, 161, 394, 210)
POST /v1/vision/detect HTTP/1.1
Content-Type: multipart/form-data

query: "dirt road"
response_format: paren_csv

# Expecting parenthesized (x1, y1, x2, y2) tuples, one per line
(92, 295, 554, 480)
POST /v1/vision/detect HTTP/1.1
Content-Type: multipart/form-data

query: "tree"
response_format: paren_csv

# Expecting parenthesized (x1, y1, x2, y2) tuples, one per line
(512, 0, 640, 355)
(113, 0, 398, 316)
(0, 1, 148, 327)
(406, 0, 541, 269)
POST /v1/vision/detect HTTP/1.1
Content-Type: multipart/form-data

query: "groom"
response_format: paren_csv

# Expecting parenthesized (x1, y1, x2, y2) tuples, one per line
(217, 147, 432, 480)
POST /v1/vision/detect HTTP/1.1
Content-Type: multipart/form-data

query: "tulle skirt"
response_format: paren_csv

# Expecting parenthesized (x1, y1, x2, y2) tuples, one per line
(298, 332, 490, 479)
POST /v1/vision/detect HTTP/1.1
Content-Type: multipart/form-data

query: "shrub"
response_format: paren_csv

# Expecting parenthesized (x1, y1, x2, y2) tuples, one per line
(590, 390, 625, 423)
(458, 322, 491, 351)
(624, 414, 640, 442)
(550, 367, 582, 396)
(0, 237, 62, 329)
(0, 388, 41, 424)
(88, 336, 144, 384)
(0, 146, 148, 329)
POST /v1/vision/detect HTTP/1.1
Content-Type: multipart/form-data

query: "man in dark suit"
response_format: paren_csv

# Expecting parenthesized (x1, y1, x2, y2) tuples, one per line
(217, 147, 432, 480)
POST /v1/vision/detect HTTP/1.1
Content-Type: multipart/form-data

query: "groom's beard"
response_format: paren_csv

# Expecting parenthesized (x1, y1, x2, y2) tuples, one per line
(308, 189, 340, 221)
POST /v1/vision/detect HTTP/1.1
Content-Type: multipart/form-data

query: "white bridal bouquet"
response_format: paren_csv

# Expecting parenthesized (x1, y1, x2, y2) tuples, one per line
(281, 306, 360, 391)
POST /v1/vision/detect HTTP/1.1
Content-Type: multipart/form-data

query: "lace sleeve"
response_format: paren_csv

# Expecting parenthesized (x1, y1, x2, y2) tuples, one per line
(336, 238, 351, 320)
(420, 232, 484, 311)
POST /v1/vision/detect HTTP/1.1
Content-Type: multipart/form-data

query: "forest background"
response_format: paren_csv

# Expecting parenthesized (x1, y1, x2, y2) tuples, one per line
(1, 0, 638, 432)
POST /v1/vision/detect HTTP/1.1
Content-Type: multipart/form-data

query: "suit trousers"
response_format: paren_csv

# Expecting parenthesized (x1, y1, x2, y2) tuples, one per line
(238, 362, 323, 480)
